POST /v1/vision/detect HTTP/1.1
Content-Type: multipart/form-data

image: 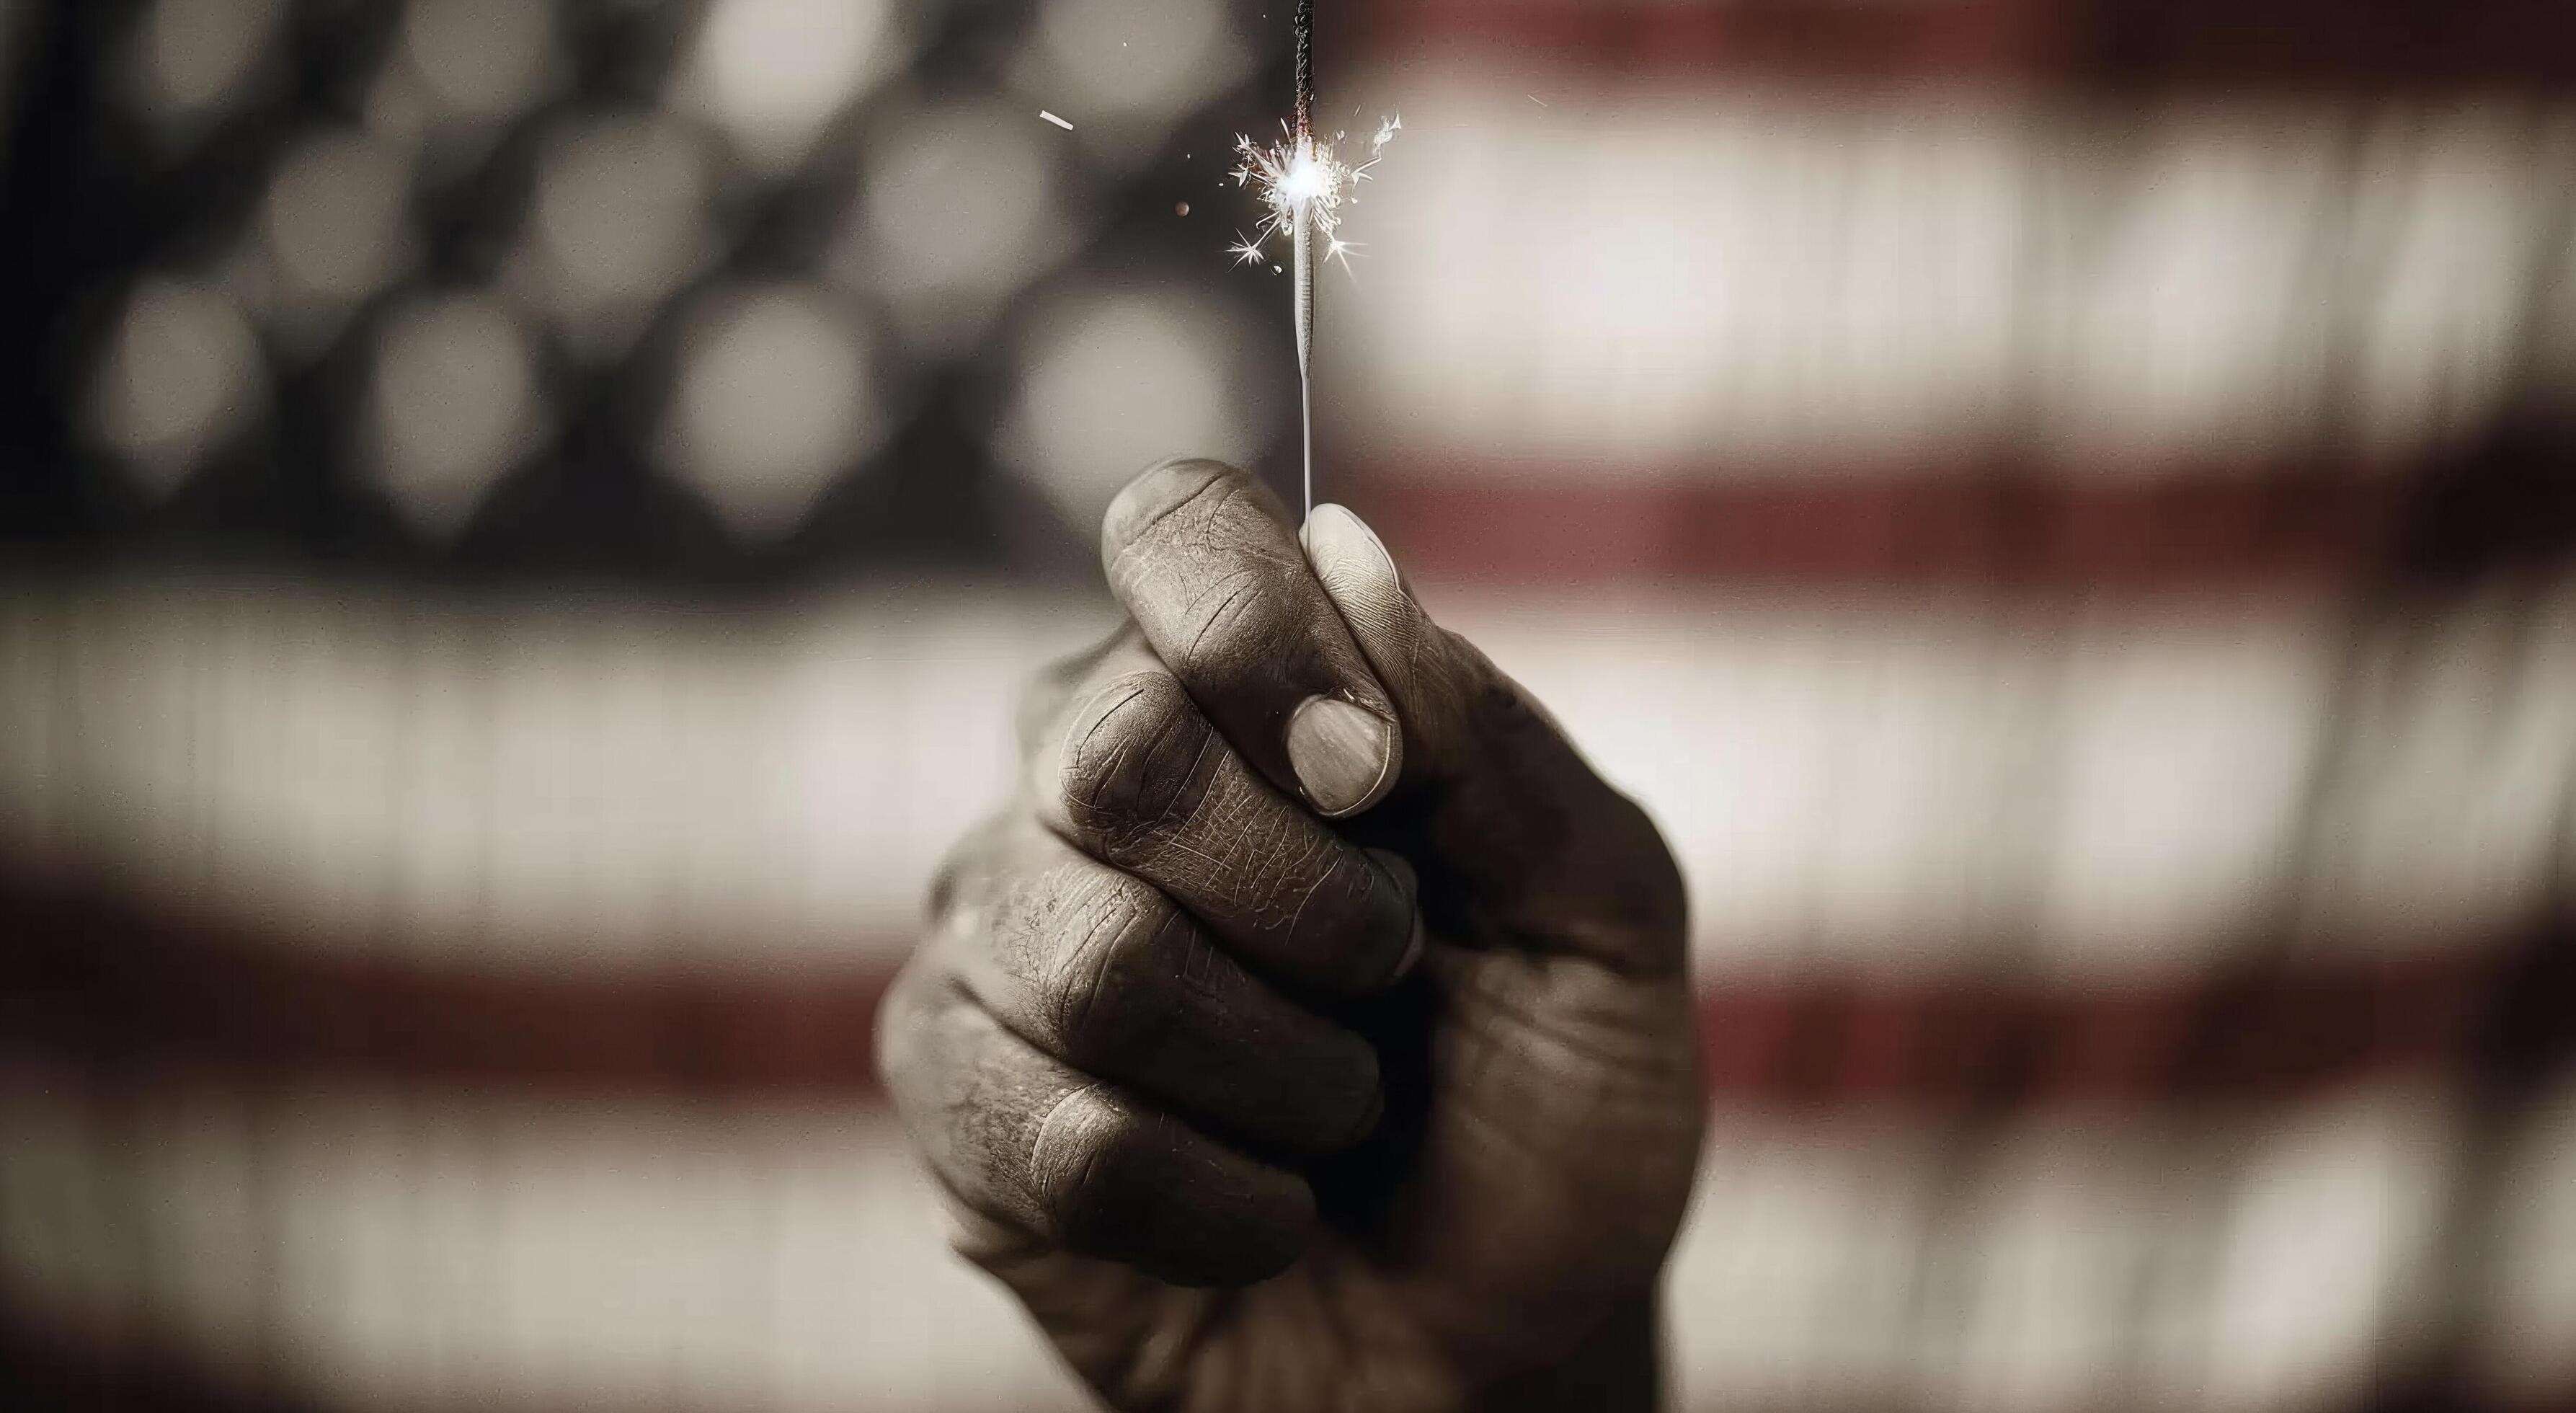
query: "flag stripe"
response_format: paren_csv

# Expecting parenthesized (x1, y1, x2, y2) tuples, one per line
(7, 578, 2573, 981)
(1331, 76, 2576, 494)
(4, 1071, 2572, 1412)
(1359, 0, 2576, 89)
(7, 874, 2561, 1109)
(1357, 469, 2402, 592)
(0, 1071, 1086, 1413)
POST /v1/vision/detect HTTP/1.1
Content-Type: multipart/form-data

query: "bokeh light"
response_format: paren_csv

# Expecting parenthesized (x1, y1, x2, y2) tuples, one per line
(1003, 286, 1274, 533)
(367, 293, 544, 536)
(86, 277, 267, 495)
(851, 99, 1068, 349)
(662, 285, 882, 540)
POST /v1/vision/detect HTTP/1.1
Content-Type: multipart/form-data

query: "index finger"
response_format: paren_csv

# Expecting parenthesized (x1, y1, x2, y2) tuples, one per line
(1101, 459, 1403, 820)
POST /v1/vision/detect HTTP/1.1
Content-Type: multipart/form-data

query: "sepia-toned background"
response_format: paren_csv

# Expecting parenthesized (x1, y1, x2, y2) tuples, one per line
(4, 0, 2575, 1409)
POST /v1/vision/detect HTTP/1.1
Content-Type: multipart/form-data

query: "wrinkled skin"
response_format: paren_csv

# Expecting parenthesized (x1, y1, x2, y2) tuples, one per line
(878, 461, 1705, 1412)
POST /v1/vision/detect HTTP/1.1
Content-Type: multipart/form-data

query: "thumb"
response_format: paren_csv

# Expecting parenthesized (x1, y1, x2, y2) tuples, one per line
(1301, 505, 1687, 979)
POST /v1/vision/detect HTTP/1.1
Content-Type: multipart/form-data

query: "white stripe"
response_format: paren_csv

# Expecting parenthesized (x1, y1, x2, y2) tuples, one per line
(1, 1070, 2509, 1411)
(1336, 71, 2575, 474)
(1454, 587, 2576, 977)
(0, 580, 1109, 967)
(1, 579, 2569, 978)
(2477, 1072, 2576, 1400)
(1667, 1084, 2463, 1412)
(0, 1065, 1090, 1412)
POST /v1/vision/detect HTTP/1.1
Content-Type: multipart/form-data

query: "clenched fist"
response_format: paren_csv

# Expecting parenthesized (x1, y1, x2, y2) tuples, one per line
(878, 461, 1705, 1412)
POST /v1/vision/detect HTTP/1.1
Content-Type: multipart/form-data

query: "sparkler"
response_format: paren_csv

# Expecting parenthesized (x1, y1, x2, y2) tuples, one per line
(1230, 0, 1397, 517)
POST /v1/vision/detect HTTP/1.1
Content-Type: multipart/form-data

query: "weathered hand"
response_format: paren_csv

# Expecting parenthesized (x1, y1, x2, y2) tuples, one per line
(879, 461, 1705, 1412)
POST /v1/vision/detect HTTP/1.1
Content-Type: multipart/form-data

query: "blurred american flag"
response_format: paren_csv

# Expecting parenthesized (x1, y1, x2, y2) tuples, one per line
(3, 0, 2575, 1410)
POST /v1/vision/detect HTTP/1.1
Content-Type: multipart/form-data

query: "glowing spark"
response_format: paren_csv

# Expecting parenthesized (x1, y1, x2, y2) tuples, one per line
(1225, 115, 1398, 272)
(1038, 110, 1072, 130)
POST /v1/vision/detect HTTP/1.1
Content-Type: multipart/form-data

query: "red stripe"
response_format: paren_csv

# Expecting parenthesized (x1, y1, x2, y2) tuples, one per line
(1349, 440, 2576, 592)
(1362, 0, 2065, 83)
(7, 1308, 2575, 1413)
(6, 875, 2559, 1111)
(1359, 0, 2576, 89)
(1352, 467, 2397, 593)
(0, 1317, 318, 1413)
(0, 881, 892, 1098)
(1698, 957, 2487, 1113)
(2075, 0, 2576, 89)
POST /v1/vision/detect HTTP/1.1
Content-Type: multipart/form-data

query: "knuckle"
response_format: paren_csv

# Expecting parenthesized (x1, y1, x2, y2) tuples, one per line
(1590, 792, 1691, 960)
(1305, 847, 1417, 992)
(870, 962, 935, 1097)
(1059, 671, 1217, 856)
(1101, 458, 1244, 562)
(1028, 1086, 1149, 1249)
(1044, 876, 1189, 1070)
(925, 812, 1017, 928)
(1015, 629, 1137, 758)
(1163, 562, 1295, 687)
(1315, 1038, 1386, 1148)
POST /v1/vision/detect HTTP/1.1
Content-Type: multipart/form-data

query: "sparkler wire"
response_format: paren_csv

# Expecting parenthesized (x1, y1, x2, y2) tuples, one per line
(1293, 0, 1315, 515)
(1293, 0, 1314, 137)
(1294, 196, 1314, 515)
(1233, 0, 1390, 519)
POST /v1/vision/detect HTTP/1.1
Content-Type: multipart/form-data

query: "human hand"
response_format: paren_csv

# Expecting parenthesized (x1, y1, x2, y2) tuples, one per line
(879, 460, 1705, 1412)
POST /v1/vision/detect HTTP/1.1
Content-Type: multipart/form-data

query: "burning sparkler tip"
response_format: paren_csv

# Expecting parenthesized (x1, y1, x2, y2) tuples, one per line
(1222, 109, 1398, 268)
